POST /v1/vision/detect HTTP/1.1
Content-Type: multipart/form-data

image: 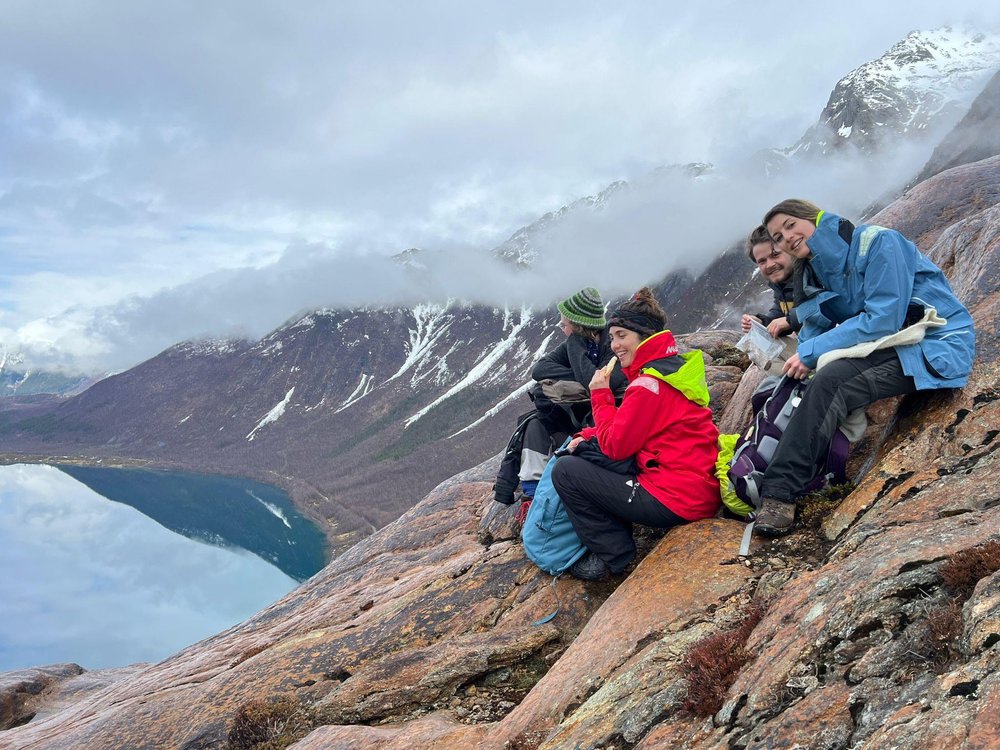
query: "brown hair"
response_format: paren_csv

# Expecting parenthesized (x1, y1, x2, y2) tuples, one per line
(763, 199, 822, 237)
(606, 287, 666, 338)
(568, 321, 604, 341)
(745, 225, 773, 261)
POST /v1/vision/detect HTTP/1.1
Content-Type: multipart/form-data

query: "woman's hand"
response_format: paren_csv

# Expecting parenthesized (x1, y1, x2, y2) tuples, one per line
(565, 436, 585, 453)
(767, 317, 791, 337)
(589, 367, 610, 391)
(741, 314, 761, 332)
(782, 353, 812, 380)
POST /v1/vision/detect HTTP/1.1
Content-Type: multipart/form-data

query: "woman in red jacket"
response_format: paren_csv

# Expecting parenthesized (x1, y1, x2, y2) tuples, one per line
(551, 288, 721, 580)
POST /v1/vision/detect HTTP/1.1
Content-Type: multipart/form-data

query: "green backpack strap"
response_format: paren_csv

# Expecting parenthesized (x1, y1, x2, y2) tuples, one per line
(716, 433, 758, 556)
(716, 433, 754, 518)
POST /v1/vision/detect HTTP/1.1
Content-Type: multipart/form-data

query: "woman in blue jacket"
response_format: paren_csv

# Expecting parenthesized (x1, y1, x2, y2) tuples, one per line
(753, 199, 976, 535)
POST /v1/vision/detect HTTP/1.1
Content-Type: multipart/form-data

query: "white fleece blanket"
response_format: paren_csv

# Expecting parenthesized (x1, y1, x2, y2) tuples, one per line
(814, 307, 946, 443)
(816, 307, 947, 370)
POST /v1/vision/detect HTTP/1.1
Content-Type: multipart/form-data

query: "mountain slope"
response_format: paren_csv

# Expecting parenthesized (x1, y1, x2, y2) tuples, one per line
(914, 67, 1000, 182)
(787, 26, 1000, 158)
(6, 153, 1000, 750)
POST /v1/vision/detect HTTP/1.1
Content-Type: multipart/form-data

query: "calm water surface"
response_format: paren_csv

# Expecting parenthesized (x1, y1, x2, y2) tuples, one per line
(0, 464, 327, 672)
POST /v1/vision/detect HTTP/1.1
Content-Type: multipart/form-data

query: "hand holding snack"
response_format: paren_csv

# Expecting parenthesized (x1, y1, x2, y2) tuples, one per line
(589, 356, 616, 391)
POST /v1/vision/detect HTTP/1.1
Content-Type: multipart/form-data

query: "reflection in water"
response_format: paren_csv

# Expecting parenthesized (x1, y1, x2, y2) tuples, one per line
(58, 465, 327, 582)
(0, 464, 324, 672)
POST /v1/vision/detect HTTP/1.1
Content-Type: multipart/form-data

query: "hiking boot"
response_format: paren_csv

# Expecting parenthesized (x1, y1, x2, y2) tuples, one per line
(511, 492, 532, 536)
(754, 498, 797, 536)
(570, 551, 611, 581)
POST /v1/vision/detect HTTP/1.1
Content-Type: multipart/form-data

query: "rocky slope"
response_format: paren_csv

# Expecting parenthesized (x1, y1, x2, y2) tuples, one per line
(2, 154, 998, 750)
(914, 68, 1000, 185)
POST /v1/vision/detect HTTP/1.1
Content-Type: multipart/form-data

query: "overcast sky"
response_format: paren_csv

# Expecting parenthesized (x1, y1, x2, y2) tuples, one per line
(2, 1, 999, 373)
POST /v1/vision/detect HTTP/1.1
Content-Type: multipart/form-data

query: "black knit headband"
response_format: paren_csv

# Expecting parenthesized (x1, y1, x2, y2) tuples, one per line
(606, 309, 661, 337)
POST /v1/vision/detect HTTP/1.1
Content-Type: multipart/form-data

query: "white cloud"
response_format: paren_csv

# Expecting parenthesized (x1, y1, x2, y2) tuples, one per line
(1, 1, 998, 372)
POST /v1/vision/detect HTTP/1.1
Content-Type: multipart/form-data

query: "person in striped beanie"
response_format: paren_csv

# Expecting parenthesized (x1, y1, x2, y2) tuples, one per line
(517, 289, 625, 505)
(493, 287, 626, 527)
(556, 286, 607, 330)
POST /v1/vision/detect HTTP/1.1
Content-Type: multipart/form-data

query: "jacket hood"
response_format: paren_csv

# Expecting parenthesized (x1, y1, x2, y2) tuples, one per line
(623, 330, 711, 407)
(805, 211, 855, 282)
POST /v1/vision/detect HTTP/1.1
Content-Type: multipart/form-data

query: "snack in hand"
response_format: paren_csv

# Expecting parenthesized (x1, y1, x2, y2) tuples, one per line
(603, 356, 618, 376)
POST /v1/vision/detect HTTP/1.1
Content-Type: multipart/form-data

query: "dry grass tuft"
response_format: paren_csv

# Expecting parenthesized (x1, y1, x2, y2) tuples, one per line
(228, 697, 315, 750)
(680, 601, 767, 717)
(940, 540, 1000, 598)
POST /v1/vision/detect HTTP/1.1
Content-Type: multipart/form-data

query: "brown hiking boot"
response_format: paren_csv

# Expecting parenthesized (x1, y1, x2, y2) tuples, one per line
(754, 498, 796, 536)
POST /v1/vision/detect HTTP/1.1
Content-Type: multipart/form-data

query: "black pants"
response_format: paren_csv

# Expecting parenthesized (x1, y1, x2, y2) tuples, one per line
(762, 348, 916, 502)
(519, 417, 554, 484)
(552, 456, 686, 573)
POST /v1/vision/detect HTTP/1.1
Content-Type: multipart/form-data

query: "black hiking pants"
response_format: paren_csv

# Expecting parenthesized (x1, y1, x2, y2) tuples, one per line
(551, 456, 686, 574)
(519, 416, 555, 485)
(761, 348, 916, 502)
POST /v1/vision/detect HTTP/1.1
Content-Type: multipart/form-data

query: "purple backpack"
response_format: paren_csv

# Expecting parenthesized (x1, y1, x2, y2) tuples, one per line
(728, 375, 849, 513)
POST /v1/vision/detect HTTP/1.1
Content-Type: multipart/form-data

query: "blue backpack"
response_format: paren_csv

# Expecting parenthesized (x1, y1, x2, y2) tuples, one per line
(521, 444, 586, 576)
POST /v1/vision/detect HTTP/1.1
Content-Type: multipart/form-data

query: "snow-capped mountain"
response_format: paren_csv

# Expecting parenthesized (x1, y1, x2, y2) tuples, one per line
(3, 27, 999, 558)
(490, 180, 629, 267)
(490, 163, 714, 269)
(785, 26, 1000, 158)
(0, 349, 96, 398)
(494, 27, 1000, 266)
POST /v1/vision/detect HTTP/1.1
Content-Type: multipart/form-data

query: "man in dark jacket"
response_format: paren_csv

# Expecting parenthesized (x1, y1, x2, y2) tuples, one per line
(741, 225, 801, 337)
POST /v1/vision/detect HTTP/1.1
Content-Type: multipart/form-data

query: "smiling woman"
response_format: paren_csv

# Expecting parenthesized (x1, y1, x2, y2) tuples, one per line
(549, 288, 722, 580)
(0, 464, 310, 671)
(748, 198, 977, 537)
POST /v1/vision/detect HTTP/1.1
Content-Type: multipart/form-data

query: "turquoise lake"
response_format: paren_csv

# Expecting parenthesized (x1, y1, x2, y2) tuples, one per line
(0, 464, 327, 672)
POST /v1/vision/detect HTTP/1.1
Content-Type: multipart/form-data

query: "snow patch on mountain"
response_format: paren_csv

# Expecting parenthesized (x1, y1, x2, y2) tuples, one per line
(178, 339, 243, 357)
(403, 307, 533, 428)
(247, 387, 295, 441)
(448, 331, 559, 437)
(335, 374, 376, 413)
(448, 381, 534, 438)
(387, 303, 455, 384)
(260, 339, 285, 357)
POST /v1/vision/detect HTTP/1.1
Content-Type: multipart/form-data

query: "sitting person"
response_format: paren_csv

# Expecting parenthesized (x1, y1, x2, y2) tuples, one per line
(495, 287, 625, 513)
(741, 224, 800, 339)
(550, 288, 721, 580)
(753, 199, 976, 536)
(739, 225, 801, 374)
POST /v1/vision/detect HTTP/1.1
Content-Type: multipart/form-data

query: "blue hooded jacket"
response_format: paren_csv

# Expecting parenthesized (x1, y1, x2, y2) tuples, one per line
(794, 212, 975, 390)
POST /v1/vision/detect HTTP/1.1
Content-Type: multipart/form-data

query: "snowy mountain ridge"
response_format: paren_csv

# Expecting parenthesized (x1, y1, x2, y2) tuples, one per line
(492, 26, 1000, 268)
(787, 26, 1000, 157)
